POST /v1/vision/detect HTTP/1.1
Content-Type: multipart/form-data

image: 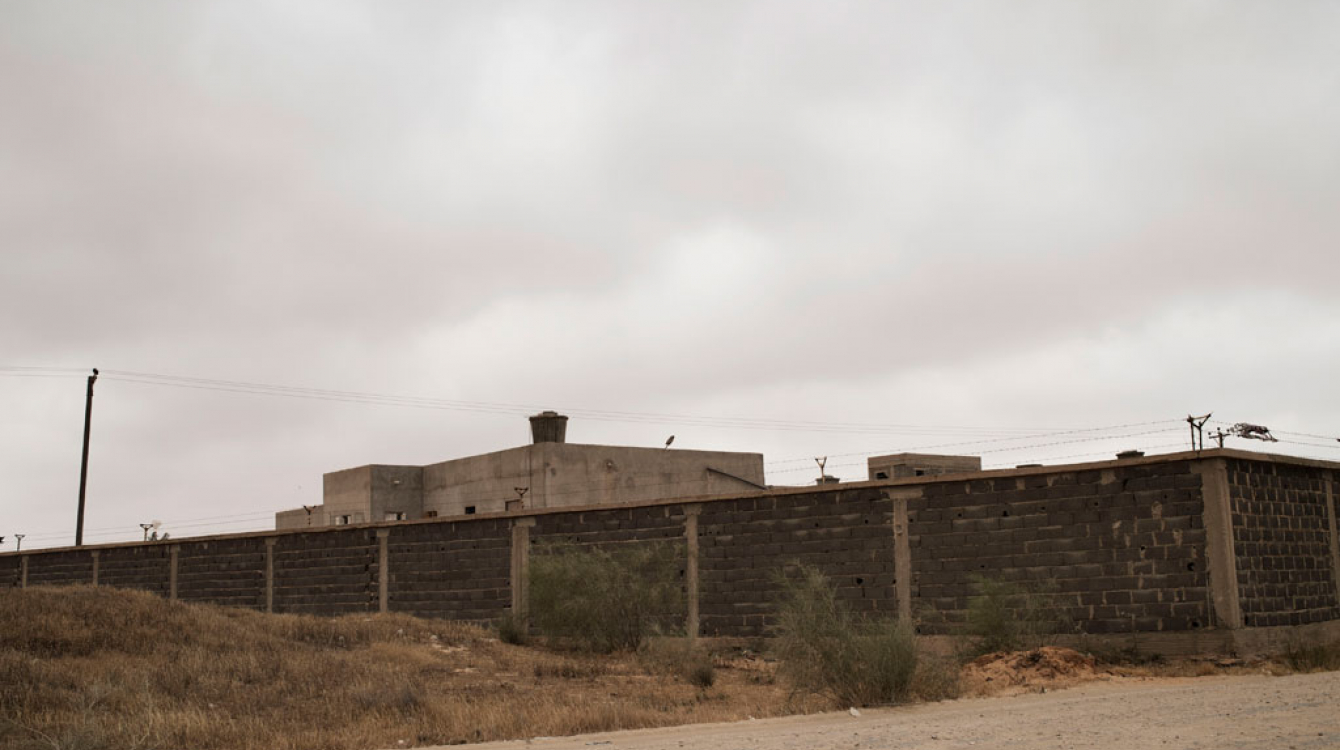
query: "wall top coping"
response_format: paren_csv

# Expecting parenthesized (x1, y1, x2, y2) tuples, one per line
(6, 447, 1334, 558)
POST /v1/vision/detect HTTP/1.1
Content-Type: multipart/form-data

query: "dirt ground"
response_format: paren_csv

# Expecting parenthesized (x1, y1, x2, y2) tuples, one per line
(448, 670, 1340, 750)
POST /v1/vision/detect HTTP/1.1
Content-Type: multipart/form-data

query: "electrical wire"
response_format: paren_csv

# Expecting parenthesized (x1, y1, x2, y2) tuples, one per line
(4, 366, 1107, 436)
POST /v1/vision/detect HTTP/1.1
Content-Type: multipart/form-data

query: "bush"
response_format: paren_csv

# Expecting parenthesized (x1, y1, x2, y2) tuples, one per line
(529, 540, 685, 652)
(638, 637, 716, 688)
(961, 575, 1069, 659)
(495, 612, 528, 646)
(771, 566, 918, 706)
(1284, 639, 1340, 672)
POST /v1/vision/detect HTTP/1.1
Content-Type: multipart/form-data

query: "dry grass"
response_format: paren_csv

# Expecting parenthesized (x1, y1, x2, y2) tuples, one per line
(5, 586, 1327, 750)
(0, 587, 821, 750)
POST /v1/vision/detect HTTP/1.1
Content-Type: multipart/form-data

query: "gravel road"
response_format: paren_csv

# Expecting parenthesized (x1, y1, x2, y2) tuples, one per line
(451, 671, 1340, 750)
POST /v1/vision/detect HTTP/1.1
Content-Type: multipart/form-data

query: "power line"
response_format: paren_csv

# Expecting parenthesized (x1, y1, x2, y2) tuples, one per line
(764, 419, 1183, 466)
(6, 366, 1123, 437)
(765, 425, 1186, 476)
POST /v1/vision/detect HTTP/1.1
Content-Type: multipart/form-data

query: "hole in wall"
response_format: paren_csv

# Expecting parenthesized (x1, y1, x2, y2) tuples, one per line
(1139, 545, 1147, 552)
(855, 577, 864, 585)
(1002, 510, 1010, 517)
(1190, 619, 1202, 629)
(1040, 505, 1047, 512)
(1186, 562, 1197, 572)
(956, 512, 963, 518)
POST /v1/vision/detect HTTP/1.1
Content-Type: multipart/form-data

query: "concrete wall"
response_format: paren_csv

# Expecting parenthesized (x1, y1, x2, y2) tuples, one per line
(422, 443, 765, 516)
(275, 506, 321, 531)
(10, 449, 1339, 655)
(867, 453, 982, 480)
(421, 446, 534, 516)
(322, 465, 424, 525)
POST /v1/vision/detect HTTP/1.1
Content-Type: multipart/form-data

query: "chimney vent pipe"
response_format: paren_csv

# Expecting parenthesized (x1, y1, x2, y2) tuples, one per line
(529, 411, 568, 444)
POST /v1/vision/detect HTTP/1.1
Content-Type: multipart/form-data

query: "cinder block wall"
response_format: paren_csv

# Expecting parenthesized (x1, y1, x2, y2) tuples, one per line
(6, 450, 1338, 649)
(911, 461, 1209, 634)
(273, 529, 378, 616)
(1226, 458, 1339, 627)
(388, 518, 511, 621)
(98, 545, 170, 597)
(697, 488, 896, 638)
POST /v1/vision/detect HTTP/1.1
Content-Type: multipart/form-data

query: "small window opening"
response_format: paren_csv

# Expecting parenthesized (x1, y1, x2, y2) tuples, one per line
(464, 506, 477, 515)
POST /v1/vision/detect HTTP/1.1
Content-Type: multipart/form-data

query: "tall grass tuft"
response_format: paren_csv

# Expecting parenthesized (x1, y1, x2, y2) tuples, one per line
(1283, 639, 1340, 672)
(771, 566, 919, 707)
(529, 540, 685, 652)
(961, 574, 1069, 659)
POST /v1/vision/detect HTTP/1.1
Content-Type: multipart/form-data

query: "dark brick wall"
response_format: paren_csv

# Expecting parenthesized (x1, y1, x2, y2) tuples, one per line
(178, 538, 267, 609)
(0, 556, 19, 588)
(531, 504, 690, 631)
(273, 529, 377, 615)
(5, 454, 1334, 640)
(1227, 459, 1338, 627)
(99, 545, 171, 596)
(911, 462, 1209, 635)
(697, 488, 896, 638)
(532, 504, 687, 546)
(24, 550, 93, 587)
(388, 518, 511, 623)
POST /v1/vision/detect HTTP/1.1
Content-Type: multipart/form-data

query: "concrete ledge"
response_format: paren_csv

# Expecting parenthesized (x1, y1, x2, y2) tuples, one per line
(1229, 619, 1340, 658)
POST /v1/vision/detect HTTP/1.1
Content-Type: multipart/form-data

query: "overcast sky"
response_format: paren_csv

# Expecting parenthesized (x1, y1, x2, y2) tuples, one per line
(3, 2, 1338, 551)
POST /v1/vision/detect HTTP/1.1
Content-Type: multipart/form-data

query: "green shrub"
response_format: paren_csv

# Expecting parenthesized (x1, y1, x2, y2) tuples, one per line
(771, 565, 918, 706)
(495, 611, 528, 646)
(961, 575, 1069, 659)
(529, 540, 685, 652)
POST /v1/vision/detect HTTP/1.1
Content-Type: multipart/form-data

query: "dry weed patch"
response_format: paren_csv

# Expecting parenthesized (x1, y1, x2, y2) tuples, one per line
(0, 587, 810, 750)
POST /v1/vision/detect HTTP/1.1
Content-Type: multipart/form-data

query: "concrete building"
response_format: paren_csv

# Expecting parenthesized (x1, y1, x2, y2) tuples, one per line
(276, 411, 767, 529)
(866, 452, 981, 480)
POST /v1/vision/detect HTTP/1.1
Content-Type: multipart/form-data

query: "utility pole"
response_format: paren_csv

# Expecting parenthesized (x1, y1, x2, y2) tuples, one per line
(75, 368, 98, 547)
(13, 534, 23, 551)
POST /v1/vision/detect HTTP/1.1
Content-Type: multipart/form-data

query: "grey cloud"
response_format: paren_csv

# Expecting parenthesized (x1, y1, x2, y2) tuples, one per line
(3, 1, 1339, 547)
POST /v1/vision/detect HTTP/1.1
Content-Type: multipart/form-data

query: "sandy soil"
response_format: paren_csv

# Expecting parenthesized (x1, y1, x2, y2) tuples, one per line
(446, 670, 1340, 750)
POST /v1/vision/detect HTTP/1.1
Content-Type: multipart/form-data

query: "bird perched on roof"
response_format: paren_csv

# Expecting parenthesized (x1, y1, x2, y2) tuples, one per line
(664, 435, 675, 449)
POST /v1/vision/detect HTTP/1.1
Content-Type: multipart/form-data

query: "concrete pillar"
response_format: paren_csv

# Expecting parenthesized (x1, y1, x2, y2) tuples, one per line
(885, 488, 919, 622)
(265, 537, 277, 614)
(376, 529, 390, 614)
(510, 517, 536, 620)
(169, 545, 180, 601)
(684, 504, 702, 639)
(19, 556, 27, 588)
(1326, 471, 1339, 611)
(90, 550, 100, 586)
(1193, 458, 1242, 629)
